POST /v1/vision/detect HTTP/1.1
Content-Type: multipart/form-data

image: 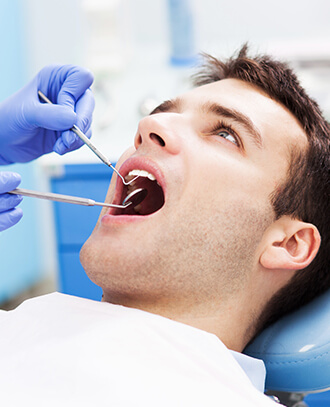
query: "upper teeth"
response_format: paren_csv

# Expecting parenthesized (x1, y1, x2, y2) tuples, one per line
(126, 169, 156, 181)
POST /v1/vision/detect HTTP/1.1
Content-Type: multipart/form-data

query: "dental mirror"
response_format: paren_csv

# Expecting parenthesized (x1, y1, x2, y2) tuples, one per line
(122, 188, 148, 207)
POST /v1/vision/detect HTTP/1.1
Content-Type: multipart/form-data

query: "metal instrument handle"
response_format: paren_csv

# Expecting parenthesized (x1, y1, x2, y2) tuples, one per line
(9, 188, 96, 206)
(9, 188, 130, 209)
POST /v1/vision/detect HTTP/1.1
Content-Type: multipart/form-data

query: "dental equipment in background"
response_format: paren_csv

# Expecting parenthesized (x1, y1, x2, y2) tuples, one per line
(37, 90, 138, 186)
(9, 188, 147, 209)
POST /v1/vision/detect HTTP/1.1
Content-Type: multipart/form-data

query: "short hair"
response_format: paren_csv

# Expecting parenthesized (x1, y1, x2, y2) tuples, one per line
(193, 44, 330, 335)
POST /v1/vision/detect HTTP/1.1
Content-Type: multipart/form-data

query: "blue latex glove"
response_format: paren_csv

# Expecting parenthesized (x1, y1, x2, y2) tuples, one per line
(0, 172, 23, 231)
(0, 65, 94, 164)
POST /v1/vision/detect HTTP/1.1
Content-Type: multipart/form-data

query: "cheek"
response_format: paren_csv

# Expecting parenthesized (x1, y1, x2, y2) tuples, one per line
(209, 153, 280, 208)
(187, 167, 271, 216)
(172, 148, 276, 259)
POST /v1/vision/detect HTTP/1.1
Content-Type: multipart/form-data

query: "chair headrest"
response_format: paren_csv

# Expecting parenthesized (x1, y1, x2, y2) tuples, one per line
(244, 289, 330, 393)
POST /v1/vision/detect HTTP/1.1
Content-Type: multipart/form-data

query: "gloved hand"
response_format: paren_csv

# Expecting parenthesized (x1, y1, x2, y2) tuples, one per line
(0, 172, 23, 231)
(0, 65, 94, 164)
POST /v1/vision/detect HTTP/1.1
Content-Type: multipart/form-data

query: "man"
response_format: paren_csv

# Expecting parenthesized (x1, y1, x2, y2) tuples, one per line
(0, 46, 329, 406)
(81, 44, 329, 342)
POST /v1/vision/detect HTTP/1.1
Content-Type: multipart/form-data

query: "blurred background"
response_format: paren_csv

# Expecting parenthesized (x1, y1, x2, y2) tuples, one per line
(0, 0, 329, 307)
(0, 1, 329, 404)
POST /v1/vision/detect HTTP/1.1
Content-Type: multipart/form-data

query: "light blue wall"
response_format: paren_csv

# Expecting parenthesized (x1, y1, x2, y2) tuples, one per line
(0, 0, 42, 302)
(0, 0, 26, 96)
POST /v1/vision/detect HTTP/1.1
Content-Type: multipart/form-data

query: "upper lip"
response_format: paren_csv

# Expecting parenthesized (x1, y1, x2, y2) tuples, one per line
(110, 156, 167, 211)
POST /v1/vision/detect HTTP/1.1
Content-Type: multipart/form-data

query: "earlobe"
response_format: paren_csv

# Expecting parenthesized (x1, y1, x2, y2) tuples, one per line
(260, 217, 321, 271)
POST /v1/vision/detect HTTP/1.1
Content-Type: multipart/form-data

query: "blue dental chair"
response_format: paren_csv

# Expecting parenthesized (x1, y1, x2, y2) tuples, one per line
(244, 289, 330, 406)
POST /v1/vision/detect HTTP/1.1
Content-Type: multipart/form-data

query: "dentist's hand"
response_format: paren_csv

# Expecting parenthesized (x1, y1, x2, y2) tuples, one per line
(0, 172, 23, 231)
(0, 65, 94, 164)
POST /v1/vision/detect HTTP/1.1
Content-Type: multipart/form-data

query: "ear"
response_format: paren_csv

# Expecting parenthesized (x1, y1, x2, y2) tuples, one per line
(260, 216, 321, 271)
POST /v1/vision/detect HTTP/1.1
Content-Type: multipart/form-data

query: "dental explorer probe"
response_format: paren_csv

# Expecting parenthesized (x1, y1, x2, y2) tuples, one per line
(9, 188, 147, 209)
(37, 91, 138, 186)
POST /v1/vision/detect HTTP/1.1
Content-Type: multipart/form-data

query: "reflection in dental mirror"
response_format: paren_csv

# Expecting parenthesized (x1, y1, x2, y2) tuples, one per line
(122, 188, 148, 208)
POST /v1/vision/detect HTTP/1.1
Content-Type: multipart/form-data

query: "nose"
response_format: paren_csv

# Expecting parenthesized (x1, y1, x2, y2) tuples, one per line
(134, 114, 182, 155)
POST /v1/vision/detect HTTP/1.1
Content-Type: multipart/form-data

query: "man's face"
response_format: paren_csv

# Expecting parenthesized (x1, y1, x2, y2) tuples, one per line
(81, 78, 306, 310)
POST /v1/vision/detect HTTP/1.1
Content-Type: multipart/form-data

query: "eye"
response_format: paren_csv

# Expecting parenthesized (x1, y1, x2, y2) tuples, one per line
(217, 130, 239, 146)
(204, 120, 243, 149)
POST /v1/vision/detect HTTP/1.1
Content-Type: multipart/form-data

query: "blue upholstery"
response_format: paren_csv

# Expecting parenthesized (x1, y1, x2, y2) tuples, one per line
(244, 289, 330, 393)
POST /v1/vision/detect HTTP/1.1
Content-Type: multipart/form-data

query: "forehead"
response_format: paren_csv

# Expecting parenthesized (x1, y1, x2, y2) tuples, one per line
(183, 78, 307, 152)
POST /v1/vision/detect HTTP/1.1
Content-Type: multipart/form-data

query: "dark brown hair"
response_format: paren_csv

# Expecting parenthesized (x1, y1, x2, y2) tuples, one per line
(193, 44, 330, 334)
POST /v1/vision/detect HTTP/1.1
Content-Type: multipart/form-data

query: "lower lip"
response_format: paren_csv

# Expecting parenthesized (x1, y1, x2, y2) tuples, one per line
(101, 212, 154, 226)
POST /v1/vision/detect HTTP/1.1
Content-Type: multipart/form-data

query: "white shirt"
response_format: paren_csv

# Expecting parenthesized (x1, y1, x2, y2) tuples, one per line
(0, 292, 280, 406)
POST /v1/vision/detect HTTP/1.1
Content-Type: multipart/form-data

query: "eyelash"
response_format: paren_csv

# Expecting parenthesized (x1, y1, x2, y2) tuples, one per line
(206, 120, 242, 148)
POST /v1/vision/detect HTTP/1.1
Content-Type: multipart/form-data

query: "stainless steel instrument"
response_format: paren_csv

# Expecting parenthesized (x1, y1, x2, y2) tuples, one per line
(9, 187, 147, 209)
(38, 90, 139, 186)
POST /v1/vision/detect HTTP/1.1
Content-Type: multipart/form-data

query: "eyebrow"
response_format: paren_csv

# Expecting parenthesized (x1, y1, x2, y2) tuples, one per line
(150, 98, 182, 115)
(150, 98, 263, 149)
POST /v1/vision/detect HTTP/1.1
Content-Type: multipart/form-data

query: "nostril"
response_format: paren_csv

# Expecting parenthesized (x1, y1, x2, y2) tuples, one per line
(150, 133, 165, 147)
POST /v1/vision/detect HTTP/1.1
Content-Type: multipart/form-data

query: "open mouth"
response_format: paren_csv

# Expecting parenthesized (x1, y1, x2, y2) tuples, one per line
(113, 169, 165, 216)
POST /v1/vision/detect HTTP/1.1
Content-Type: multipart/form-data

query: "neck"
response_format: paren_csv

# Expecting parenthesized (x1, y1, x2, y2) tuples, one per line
(102, 290, 257, 352)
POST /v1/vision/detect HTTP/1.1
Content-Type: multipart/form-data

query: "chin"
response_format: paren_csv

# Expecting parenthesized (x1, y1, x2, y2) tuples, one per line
(79, 233, 150, 290)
